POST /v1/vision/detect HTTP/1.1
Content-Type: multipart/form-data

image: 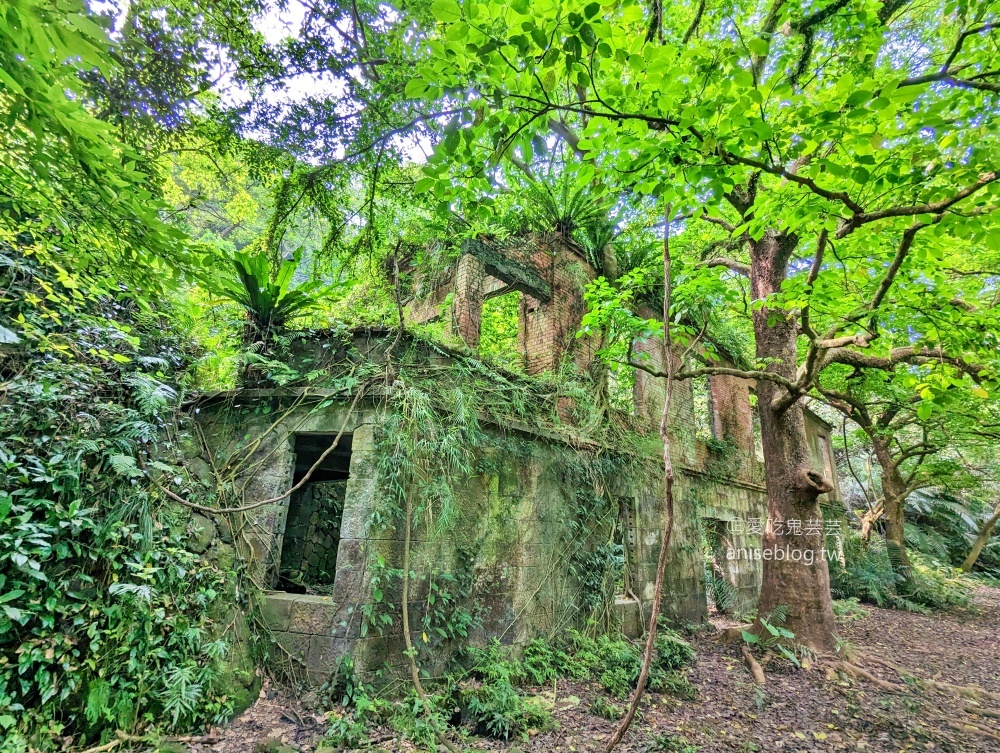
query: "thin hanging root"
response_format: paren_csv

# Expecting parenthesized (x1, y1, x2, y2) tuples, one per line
(161, 383, 369, 515)
(400, 492, 461, 753)
(742, 645, 766, 686)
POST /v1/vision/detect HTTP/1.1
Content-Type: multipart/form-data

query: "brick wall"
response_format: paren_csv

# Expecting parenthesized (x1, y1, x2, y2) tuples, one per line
(404, 233, 599, 375)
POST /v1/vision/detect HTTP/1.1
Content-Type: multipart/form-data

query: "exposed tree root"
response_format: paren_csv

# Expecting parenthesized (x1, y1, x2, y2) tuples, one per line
(929, 713, 1000, 744)
(836, 661, 908, 693)
(827, 656, 1000, 745)
(965, 706, 1000, 720)
(742, 645, 766, 686)
(860, 654, 1000, 702)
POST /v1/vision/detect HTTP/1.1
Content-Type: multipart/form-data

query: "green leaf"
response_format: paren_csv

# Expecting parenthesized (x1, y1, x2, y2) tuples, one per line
(430, 0, 461, 22)
(0, 590, 24, 604)
(404, 78, 429, 98)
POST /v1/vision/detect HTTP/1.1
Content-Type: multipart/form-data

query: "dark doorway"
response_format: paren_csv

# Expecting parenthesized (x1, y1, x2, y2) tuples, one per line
(702, 518, 738, 615)
(277, 433, 352, 593)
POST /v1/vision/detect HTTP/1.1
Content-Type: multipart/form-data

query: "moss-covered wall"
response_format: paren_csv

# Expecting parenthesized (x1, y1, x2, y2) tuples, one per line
(182, 328, 842, 688)
(188, 385, 682, 686)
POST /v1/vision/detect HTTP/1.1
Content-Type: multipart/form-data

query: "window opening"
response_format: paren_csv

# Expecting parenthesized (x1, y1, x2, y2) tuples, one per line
(614, 496, 637, 597)
(750, 391, 764, 463)
(277, 433, 353, 593)
(692, 376, 715, 442)
(479, 289, 523, 370)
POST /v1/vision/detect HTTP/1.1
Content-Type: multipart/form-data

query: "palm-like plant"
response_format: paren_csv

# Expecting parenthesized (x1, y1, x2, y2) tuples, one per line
(522, 176, 617, 269)
(206, 248, 335, 341)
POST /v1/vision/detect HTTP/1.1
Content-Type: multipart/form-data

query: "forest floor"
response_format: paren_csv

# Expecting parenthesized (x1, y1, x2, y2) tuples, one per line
(188, 585, 1000, 753)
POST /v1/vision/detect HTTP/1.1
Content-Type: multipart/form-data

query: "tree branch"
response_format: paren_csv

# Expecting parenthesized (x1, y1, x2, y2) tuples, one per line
(837, 172, 998, 239)
(719, 151, 865, 214)
(701, 258, 750, 276)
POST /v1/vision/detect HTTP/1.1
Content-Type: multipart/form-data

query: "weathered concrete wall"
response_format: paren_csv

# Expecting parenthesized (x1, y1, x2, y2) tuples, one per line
(183, 220, 848, 689)
(191, 382, 685, 686)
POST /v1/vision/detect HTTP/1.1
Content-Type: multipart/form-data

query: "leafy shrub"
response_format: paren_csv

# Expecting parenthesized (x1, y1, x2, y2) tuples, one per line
(464, 678, 552, 740)
(521, 638, 575, 684)
(0, 256, 249, 749)
(566, 631, 641, 697)
(906, 558, 972, 611)
(204, 248, 337, 340)
(906, 490, 999, 571)
(465, 640, 553, 739)
(648, 670, 697, 700)
(589, 696, 623, 720)
(830, 532, 971, 612)
(322, 688, 385, 750)
(566, 626, 696, 698)
(831, 597, 869, 621)
(653, 629, 696, 671)
(651, 732, 701, 752)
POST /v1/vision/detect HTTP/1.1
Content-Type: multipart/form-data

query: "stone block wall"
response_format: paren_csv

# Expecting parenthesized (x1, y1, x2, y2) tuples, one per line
(192, 384, 690, 686)
(278, 481, 346, 588)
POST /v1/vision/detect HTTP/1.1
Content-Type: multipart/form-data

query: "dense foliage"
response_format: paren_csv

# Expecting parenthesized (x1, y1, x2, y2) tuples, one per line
(3, 0, 1000, 746)
(0, 257, 253, 750)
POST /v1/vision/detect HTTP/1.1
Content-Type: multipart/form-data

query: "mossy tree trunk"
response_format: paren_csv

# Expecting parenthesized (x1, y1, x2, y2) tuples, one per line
(751, 230, 837, 653)
(962, 503, 1000, 573)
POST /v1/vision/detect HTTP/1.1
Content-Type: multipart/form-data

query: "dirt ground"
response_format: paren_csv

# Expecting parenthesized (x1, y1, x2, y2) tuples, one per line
(187, 586, 1000, 753)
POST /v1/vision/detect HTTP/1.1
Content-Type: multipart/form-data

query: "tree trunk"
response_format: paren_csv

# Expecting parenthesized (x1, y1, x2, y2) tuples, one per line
(870, 436, 913, 585)
(961, 503, 1000, 572)
(751, 231, 837, 652)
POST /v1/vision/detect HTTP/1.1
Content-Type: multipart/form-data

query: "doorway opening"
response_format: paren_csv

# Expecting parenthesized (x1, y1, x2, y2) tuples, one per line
(277, 433, 353, 593)
(702, 517, 738, 615)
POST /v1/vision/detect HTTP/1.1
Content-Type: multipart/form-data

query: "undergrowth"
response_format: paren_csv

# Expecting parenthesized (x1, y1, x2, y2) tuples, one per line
(830, 532, 972, 612)
(0, 256, 253, 751)
(322, 626, 697, 746)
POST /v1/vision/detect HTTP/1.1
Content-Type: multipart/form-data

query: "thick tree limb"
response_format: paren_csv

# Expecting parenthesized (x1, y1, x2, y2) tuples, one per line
(682, 0, 707, 44)
(837, 172, 998, 238)
(701, 258, 750, 276)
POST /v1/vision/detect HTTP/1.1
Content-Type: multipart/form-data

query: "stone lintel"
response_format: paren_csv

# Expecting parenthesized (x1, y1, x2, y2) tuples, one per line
(462, 239, 553, 302)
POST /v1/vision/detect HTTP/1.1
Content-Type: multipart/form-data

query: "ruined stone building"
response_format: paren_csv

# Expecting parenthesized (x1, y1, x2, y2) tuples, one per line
(186, 233, 841, 684)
